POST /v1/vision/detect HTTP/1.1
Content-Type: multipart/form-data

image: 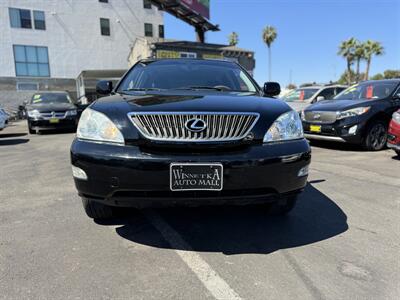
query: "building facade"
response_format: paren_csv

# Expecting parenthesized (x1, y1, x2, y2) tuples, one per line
(0, 0, 163, 111)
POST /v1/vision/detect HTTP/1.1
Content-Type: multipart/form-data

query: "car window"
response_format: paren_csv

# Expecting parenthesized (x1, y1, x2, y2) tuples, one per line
(283, 88, 319, 102)
(317, 88, 336, 100)
(118, 60, 258, 93)
(335, 82, 398, 100)
(31, 93, 72, 104)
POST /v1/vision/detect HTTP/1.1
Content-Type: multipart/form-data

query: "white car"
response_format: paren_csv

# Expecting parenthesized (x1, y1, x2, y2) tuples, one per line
(0, 108, 9, 131)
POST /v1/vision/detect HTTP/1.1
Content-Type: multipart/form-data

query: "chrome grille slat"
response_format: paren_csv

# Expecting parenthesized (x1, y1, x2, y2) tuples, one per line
(129, 112, 260, 142)
(304, 111, 337, 124)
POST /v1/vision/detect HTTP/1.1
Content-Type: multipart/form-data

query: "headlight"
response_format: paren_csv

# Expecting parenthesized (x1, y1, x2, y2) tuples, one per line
(393, 111, 400, 124)
(27, 109, 41, 118)
(336, 107, 370, 120)
(77, 108, 124, 145)
(263, 110, 303, 143)
(300, 110, 305, 121)
(66, 109, 77, 116)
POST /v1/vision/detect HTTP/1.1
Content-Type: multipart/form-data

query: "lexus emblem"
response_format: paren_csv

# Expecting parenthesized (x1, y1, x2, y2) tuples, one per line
(185, 118, 207, 132)
(313, 113, 321, 119)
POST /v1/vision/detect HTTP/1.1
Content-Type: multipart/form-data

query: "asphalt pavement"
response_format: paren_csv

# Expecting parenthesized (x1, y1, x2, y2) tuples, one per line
(1, 121, 399, 300)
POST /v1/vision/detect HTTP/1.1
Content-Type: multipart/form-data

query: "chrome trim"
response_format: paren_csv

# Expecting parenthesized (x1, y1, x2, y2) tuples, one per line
(304, 134, 346, 142)
(280, 153, 303, 163)
(387, 142, 400, 151)
(128, 112, 260, 142)
(303, 110, 337, 124)
(39, 111, 67, 120)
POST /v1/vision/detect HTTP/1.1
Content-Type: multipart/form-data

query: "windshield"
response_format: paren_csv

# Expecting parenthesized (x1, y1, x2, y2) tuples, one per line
(117, 60, 258, 93)
(31, 93, 72, 104)
(334, 82, 398, 100)
(282, 88, 319, 102)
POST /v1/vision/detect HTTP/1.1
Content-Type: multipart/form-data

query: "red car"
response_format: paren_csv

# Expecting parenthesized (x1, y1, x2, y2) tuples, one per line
(388, 109, 400, 156)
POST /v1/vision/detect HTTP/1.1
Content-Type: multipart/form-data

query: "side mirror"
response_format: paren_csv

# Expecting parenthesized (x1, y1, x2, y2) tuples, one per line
(263, 82, 281, 97)
(96, 80, 113, 95)
(316, 96, 325, 101)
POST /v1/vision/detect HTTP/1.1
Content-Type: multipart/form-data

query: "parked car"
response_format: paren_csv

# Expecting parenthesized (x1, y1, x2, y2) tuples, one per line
(0, 108, 9, 131)
(25, 91, 79, 134)
(388, 109, 400, 156)
(282, 85, 347, 112)
(71, 59, 311, 219)
(302, 79, 400, 150)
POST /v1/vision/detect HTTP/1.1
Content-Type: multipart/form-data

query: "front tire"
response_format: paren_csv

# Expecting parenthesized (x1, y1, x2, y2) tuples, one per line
(363, 121, 387, 151)
(28, 122, 35, 134)
(268, 195, 298, 215)
(82, 197, 114, 219)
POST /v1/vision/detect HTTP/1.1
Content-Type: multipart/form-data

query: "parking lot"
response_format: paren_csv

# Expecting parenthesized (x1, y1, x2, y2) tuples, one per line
(0, 121, 399, 300)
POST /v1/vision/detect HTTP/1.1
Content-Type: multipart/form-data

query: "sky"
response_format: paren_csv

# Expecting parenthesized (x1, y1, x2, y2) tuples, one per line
(164, 0, 400, 87)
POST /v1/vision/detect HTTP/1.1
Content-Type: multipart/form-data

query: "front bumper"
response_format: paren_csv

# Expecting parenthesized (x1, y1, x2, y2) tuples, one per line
(28, 117, 78, 130)
(71, 139, 311, 208)
(302, 118, 367, 144)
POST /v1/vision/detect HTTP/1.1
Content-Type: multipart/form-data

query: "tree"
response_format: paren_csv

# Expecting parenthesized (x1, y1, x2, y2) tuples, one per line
(338, 38, 357, 84)
(383, 69, 400, 79)
(363, 40, 384, 80)
(262, 26, 277, 81)
(370, 73, 384, 80)
(228, 32, 239, 46)
(354, 41, 366, 80)
(286, 83, 297, 90)
(337, 70, 361, 85)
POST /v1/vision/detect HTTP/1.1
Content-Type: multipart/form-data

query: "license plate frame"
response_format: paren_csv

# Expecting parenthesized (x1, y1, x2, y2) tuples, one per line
(310, 124, 322, 133)
(170, 163, 223, 191)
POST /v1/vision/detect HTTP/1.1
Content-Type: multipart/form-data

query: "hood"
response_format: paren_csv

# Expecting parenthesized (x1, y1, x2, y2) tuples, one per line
(285, 101, 312, 112)
(305, 99, 372, 112)
(26, 102, 76, 112)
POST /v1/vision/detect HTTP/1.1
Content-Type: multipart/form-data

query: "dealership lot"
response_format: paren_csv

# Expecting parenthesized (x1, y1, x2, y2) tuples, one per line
(0, 121, 399, 300)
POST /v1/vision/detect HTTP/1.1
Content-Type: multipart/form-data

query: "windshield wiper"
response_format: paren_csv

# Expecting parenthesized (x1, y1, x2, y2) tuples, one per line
(123, 88, 163, 92)
(176, 86, 229, 91)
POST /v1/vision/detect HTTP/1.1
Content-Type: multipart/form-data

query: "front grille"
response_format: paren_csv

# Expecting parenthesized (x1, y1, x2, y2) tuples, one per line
(304, 111, 337, 124)
(129, 112, 259, 142)
(39, 111, 66, 119)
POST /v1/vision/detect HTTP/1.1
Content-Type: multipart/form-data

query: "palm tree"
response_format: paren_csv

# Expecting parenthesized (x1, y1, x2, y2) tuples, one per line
(262, 26, 277, 81)
(338, 37, 357, 84)
(363, 40, 384, 80)
(228, 32, 239, 46)
(354, 41, 366, 80)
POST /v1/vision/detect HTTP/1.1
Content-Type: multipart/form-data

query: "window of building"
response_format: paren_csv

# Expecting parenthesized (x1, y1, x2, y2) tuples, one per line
(9, 8, 32, 29)
(100, 18, 110, 36)
(159, 25, 164, 38)
(33, 11, 46, 30)
(13, 45, 50, 77)
(99, 0, 109, 2)
(143, 0, 152, 9)
(180, 52, 197, 58)
(144, 23, 153, 37)
(17, 82, 39, 91)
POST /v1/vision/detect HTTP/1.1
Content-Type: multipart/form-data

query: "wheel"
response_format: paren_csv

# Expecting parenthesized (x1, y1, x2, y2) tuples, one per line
(28, 122, 35, 134)
(268, 195, 298, 216)
(363, 121, 387, 151)
(396, 150, 400, 157)
(81, 197, 114, 219)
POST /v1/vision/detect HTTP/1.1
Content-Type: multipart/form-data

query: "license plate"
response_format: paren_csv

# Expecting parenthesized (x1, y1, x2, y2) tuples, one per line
(170, 163, 223, 191)
(310, 125, 321, 133)
(49, 118, 59, 124)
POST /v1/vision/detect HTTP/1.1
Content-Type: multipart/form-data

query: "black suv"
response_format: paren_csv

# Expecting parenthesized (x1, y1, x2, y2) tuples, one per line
(302, 80, 400, 150)
(70, 59, 311, 219)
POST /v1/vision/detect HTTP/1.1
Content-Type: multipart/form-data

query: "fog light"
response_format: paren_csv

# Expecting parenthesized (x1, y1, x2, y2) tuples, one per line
(72, 165, 88, 180)
(348, 125, 358, 135)
(298, 165, 309, 177)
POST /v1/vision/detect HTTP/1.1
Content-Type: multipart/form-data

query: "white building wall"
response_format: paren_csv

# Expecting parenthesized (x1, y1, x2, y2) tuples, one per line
(0, 0, 163, 79)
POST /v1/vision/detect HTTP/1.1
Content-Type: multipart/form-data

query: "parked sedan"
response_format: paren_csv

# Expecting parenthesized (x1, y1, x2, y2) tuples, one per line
(71, 59, 311, 219)
(282, 85, 347, 112)
(0, 108, 9, 131)
(388, 109, 400, 156)
(26, 91, 79, 134)
(302, 80, 400, 150)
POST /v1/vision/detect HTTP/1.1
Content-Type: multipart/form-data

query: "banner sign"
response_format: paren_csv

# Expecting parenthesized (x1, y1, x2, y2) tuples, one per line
(180, 0, 210, 19)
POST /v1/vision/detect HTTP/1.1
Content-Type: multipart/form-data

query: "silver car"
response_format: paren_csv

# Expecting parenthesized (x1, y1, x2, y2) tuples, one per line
(0, 108, 9, 131)
(282, 85, 347, 112)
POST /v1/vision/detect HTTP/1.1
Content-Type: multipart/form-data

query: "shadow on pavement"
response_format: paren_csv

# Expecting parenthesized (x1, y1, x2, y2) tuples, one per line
(99, 184, 348, 255)
(309, 140, 362, 151)
(0, 133, 27, 138)
(0, 138, 29, 146)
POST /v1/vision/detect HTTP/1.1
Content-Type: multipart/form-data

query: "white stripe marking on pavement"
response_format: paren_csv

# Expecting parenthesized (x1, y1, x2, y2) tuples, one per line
(145, 210, 242, 300)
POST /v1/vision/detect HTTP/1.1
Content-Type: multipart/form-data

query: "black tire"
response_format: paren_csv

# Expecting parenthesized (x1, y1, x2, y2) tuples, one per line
(396, 150, 400, 157)
(268, 195, 298, 216)
(28, 122, 35, 134)
(82, 197, 114, 219)
(363, 120, 388, 151)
